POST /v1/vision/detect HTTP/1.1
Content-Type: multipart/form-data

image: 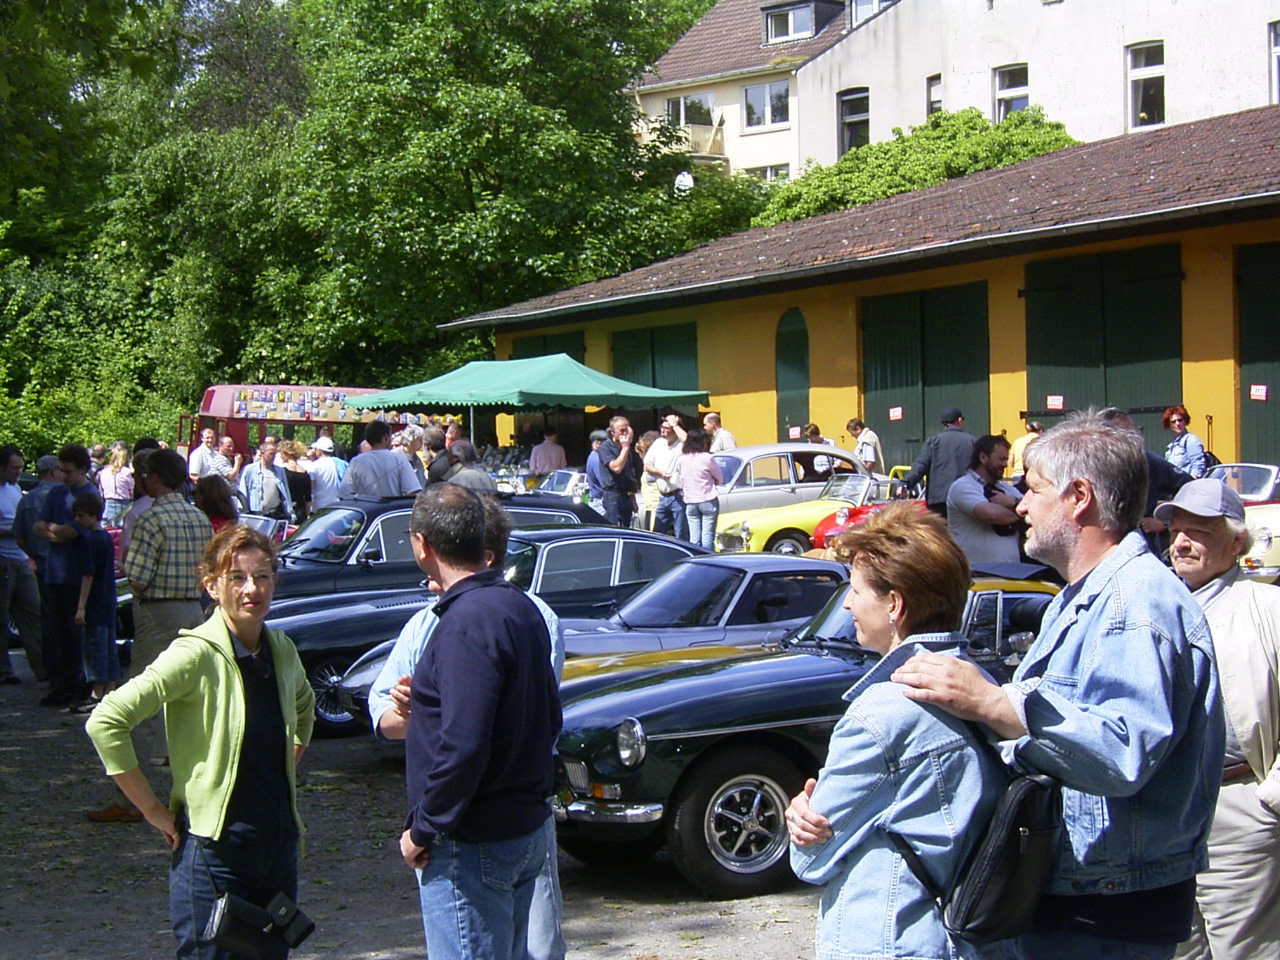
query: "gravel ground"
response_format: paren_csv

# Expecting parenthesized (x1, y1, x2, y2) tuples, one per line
(0, 654, 819, 960)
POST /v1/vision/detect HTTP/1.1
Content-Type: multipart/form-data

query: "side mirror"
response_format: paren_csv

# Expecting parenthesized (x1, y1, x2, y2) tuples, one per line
(359, 546, 382, 567)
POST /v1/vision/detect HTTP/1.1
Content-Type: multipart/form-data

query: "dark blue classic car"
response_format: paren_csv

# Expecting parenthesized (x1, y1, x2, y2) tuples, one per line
(551, 569, 1059, 899)
(273, 525, 705, 735)
(271, 492, 600, 599)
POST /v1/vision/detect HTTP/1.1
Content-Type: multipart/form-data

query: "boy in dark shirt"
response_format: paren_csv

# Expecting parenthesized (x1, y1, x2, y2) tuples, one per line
(71, 492, 119, 713)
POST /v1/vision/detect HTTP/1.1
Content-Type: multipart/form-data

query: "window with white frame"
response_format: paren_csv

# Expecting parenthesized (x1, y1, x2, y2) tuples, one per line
(1270, 22, 1280, 104)
(744, 80, 790, 128)
(926, 74, 943, 115)
(838, 87, 870, 155)
(744, 164, 790, 181)
(853, 0, 896, 24)
(765, 4, 814, 42)
(665, 93, 714, 127)
(1127, 41, 1165, 127)
(993, 64, 1029, 121)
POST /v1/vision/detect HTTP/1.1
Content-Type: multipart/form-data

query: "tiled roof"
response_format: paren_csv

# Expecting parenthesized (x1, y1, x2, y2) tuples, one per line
(448, 105, 1280, 330)
(638, 0, 847, 89)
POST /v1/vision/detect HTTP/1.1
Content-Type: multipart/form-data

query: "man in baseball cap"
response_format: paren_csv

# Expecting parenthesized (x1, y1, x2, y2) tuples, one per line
(1156, 477, 1280, 959)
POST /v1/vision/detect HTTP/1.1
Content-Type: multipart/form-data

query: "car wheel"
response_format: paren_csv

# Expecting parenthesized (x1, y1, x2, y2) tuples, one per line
(666, 745, 803, 898)
(557, 830, 664, 867)
(766, 532, 810, 555)
(308, 654, 359, 738)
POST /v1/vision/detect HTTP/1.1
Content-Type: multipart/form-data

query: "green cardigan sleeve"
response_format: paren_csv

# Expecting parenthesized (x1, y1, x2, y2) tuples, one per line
(85, 636, 203, 776)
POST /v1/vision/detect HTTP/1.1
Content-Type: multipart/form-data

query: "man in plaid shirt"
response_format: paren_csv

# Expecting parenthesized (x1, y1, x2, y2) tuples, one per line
(122, 449, 211, 763)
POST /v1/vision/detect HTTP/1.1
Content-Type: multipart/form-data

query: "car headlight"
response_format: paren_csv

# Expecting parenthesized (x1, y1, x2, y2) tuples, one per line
(835, 507, 850, 526)
(616, 717, 647, 768)
(740, 521, 751, 541)
(1254, 526, 1273, 554)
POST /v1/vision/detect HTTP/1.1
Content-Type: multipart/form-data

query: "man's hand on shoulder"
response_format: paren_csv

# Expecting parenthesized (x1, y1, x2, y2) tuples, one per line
(890, 653, 1026, 740)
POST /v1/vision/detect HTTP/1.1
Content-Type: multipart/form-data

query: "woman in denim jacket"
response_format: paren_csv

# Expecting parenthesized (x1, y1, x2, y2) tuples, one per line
(789, 504, 1006, 960)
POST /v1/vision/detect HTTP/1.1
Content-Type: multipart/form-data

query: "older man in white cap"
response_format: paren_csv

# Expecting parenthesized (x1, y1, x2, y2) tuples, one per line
(308, 435, 348, 510)
(1159, 479, 1280, 960)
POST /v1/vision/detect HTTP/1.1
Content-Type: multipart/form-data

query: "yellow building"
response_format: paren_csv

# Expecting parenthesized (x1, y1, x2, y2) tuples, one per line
(447, 106, 1280, 467)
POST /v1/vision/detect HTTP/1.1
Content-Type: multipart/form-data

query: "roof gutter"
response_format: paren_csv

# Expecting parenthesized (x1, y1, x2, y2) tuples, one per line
(634, 62, 799, 95)
(443, 190, 1280, 331)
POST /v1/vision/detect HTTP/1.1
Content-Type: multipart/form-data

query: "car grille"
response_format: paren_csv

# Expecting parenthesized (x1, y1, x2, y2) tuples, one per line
(716, 533, 744, 553)
(561, 759, 590, 793)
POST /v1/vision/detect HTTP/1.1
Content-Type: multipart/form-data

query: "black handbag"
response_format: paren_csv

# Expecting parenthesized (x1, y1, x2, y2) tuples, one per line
(204, 891, 315, 958)
(885, 732, 1062, 945)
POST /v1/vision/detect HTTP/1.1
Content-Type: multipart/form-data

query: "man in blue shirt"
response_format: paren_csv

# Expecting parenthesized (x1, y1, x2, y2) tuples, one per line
(399, 484, 561, 960)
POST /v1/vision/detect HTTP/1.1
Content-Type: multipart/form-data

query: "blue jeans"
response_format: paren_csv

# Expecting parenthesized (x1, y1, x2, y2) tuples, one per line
(81, 622, 120, 685)
(654, 492, 687, 540)
(685, 498, 719, 551)
(170, 822, 298, 960)
(528, 815, 565, 960)
(416, 820, 548, 960)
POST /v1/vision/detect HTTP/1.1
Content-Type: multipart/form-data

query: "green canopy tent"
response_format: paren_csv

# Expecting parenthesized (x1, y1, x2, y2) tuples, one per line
(344, 353, 709, 441)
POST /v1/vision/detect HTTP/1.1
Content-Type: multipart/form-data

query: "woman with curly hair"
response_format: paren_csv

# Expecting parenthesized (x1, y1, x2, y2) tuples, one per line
(1163, 404, 1206, 478)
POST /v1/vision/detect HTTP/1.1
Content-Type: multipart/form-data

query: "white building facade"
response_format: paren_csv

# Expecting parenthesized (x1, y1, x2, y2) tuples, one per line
(797, 0, 1280, 165)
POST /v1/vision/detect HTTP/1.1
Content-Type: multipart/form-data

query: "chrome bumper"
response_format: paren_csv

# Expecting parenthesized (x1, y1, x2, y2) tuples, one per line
(553, 797, 664, 825)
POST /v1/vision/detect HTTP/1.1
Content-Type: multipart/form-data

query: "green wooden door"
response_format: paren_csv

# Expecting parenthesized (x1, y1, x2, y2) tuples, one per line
(861, 283, 989, 470)
(1240, 242, 1280, 463)
(775, 309, 810, 441)
(1024, 245, 1181, 452)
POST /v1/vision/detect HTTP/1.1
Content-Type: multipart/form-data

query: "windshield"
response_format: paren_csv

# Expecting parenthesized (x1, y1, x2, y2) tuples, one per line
(819, 474, 871, 503)
(788, 583, 857, 644)
(1206, 464, 1275, 500)
(504, 539, 538, 590)
(278, 508, 366, 563)
(713, 455, 741, 488)
(617, 562, 745, 627)
(537, 470, 577, 494)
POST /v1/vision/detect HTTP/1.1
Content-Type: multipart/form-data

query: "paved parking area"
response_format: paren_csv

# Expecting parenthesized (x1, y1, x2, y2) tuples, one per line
(0, 666, 818, 959)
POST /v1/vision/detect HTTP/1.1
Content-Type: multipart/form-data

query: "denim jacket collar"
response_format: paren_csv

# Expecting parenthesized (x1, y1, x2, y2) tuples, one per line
(842, 632, 966, 703)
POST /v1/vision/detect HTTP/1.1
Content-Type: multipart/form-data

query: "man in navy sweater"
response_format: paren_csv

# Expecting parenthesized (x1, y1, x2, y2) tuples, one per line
(399, 484, 562, 960)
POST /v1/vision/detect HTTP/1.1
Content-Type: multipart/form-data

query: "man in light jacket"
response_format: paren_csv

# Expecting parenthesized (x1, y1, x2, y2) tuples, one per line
(1159, 480, 1280, 960)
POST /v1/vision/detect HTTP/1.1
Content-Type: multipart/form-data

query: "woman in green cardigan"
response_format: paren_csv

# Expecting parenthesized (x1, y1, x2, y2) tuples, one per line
(87, 524, 315, 959)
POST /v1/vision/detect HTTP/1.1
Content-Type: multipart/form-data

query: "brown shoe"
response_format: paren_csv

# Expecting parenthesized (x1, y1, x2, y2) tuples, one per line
(86, 803, 143, 823)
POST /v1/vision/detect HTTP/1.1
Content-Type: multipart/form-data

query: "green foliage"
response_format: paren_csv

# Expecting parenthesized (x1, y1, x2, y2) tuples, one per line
(754, 107, 1077, 226)
(0, 0, 769, 449)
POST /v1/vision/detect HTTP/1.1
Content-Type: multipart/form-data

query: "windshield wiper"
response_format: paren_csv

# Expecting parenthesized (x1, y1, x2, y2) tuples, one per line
(783, 634, 865, 653)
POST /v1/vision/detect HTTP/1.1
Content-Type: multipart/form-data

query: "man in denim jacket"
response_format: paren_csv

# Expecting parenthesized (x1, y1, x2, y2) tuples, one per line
(887, 411, 1224, 959)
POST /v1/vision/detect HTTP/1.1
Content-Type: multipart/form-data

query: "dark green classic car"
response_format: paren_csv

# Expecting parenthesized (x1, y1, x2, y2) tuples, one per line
(552, 567, 1059, 899)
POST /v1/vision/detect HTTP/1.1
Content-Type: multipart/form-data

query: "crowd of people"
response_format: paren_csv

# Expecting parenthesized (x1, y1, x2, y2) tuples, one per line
(0, 400, 1272, 960)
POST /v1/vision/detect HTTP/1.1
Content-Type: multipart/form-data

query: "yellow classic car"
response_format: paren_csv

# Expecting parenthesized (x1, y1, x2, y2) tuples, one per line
(715, 473, 895, 554)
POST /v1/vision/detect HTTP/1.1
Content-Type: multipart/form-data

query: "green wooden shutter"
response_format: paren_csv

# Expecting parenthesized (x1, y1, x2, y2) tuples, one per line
(652, 323, 699, 390)
(775, 309, 810, 441)
(510, 331, 585, 363)
(1100, 244, 1182, 446)
(1025, 255, 1105, 429)
(612, 328, 654, 386)
(862, 292, 924, 468)
(922, 282, 990, 434)
(1240, 242, 1280, 462)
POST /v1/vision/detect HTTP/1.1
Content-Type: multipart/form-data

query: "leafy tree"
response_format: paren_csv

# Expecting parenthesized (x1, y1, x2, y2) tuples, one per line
(754, 106, 1077, 226)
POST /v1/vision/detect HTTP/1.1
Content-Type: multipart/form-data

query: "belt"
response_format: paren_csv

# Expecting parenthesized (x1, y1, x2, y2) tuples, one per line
(1222, 761, 1254, 784)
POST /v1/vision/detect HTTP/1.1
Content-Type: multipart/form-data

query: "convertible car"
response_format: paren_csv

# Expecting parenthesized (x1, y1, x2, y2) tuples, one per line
(552, 566, 1059, 899)
(714, 474, 897, 555)
(333, 553, 845, 733)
